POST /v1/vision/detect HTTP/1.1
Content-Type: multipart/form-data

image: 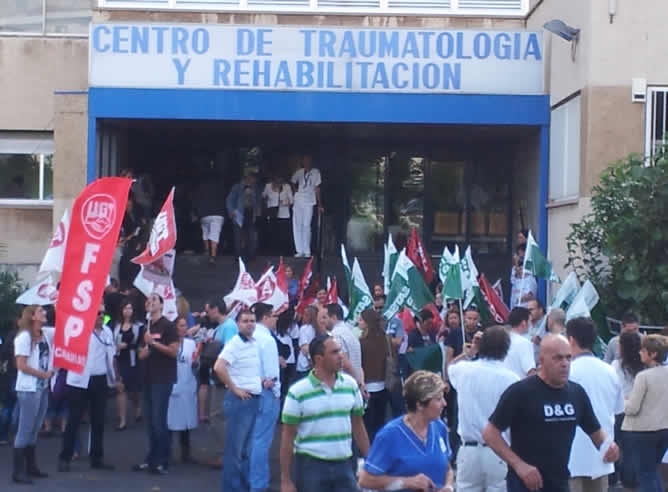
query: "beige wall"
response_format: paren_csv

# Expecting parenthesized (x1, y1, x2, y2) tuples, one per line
(526, 0, 590, 105)
(547, 197, 591, 280)
(53, 93, 88, 227)
(0, 37, 88, 130)
(0, 208, 52, 266)
(589, 0, 668, 87)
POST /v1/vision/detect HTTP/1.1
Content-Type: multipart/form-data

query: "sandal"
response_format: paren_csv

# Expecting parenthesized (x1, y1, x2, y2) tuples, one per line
(115, 424, 127, 432)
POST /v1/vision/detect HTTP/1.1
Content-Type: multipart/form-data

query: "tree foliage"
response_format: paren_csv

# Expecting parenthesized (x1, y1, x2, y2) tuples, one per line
(566, 150, 668, 324)
(0, 271, 24, 337)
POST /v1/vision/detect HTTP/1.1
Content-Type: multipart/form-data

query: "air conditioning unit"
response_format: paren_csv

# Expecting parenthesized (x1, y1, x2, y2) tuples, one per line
(632, 78, 647, 103)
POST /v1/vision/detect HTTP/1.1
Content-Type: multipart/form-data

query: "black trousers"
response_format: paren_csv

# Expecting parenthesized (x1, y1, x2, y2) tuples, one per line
(60, 375, 108, 464)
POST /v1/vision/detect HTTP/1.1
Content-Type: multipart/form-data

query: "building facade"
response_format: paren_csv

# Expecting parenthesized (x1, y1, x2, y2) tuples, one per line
(0, 0, 660, 294)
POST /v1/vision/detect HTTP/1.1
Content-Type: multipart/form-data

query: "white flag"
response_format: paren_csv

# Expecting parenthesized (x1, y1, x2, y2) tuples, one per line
(224, 257, 258, 307)
(16, 275, 59, 306)
(461, 246, 480, 308)
(256, 266, 289, 312)
(551, 272, 580, 310)
(39, 209, 69, 274)
(566, 280, 600, 321)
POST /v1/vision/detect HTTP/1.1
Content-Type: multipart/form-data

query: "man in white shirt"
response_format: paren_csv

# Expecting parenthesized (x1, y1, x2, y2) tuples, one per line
(326, 304, 364, 391)
(527, 299, 546, 362)
(448, 326, 520, 492)
(249, 303, 281, 492)
(58, 304, 117, 472)
(214, 309, 262, 492)
(510, 244, 537, 309)
(503, 307, 536, 379)
(566, 317, 624, 492)
(291, 154, 322, 258)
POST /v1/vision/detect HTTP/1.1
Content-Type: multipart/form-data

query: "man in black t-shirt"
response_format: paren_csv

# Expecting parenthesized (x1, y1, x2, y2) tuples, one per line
(482, 334, 619, 492)
(134, 294, 179, 475)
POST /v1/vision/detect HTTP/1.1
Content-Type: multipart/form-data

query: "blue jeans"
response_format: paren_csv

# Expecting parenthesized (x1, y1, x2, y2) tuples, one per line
(250, 390, 280, 491)
(143, 383, 173, 469)
(222, 391, 259, 492)
(626, 430, 668, 492)
(15, 388, 49, 448)
(294, 454, 357, 492)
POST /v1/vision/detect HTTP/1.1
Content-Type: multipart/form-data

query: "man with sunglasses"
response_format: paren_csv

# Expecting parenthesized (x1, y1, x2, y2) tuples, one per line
(58, 303, 117, 472)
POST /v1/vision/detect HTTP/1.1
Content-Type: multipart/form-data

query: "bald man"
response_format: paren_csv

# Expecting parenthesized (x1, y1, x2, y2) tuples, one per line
(482, 335, 619, 492)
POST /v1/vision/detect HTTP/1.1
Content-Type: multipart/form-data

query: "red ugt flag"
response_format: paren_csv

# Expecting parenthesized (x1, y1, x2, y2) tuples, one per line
(55, 178, 132, 373)
(132, 187, 177, 265)
(406, 228, 436, 284)
(479, 273, 510, 324)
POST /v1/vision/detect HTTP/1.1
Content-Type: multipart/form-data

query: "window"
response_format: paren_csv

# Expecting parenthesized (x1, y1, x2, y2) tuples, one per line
(0, 132, 54, 203)
(645, 87, 668, 159)
(0, 0, 93, 35)
(549, 95, 581, 202)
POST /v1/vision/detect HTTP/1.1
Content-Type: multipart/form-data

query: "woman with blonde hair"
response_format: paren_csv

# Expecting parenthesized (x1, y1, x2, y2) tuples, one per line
(359, 370, 454, 492)
(12, 305, 54, 484)
(622, 334, 668, 492)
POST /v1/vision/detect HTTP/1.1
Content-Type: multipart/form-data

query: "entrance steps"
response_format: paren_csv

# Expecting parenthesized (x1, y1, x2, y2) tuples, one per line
(172, 254, 384, 311)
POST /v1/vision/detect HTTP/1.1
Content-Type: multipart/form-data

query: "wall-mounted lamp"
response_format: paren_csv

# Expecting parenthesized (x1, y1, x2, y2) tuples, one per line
(609, 0, 617, 24)
(543, 19, 581, 61)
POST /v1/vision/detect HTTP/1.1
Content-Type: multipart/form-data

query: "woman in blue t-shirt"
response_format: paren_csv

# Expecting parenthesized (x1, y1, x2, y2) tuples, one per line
(359, 370, 454, 492)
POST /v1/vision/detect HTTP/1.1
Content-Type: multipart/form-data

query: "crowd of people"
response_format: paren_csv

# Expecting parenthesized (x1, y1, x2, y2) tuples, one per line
(1, 255, 668, 492)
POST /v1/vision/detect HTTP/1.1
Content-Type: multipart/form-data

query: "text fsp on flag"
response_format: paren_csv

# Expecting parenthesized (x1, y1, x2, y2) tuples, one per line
(54, 177, 132, 374)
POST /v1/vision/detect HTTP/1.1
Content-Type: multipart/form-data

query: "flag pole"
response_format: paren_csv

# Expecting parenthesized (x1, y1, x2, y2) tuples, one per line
(458, 297, 465, 351)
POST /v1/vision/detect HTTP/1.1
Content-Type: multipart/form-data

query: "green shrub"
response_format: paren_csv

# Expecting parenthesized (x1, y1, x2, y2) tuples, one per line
(0, 271, 24, 338)
(566, 149, 668, 325)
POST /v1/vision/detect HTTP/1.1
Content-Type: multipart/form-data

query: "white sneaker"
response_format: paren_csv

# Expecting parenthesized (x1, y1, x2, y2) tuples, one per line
(294, 253, 303, 258)
(304, 253, 312, 258)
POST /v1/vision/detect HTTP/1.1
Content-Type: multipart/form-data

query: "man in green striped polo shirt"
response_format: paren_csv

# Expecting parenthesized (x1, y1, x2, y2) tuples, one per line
(279, 334, 370, 492)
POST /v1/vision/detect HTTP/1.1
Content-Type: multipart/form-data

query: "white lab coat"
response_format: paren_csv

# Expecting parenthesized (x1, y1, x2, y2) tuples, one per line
(167, 338, 198, 431)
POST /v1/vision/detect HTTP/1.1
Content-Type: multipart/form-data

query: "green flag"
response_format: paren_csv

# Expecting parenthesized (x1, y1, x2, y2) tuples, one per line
(461, 246, 479, 308)
(550, 271, 580, 310)
(438, 245, 463, 300)
(523, 231, 560, 283)
(566, 280, 600, 321)
(382, 234, 398, 295)
(346, 258, 373, 323)
(406, 344, 443, 375)
(340, 244, 352, 303)
(384, 249, 435, 319)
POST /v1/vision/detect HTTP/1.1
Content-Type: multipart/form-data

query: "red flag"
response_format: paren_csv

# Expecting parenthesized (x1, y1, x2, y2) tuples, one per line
(397, 307, 416, 334)
(479, 273, 510, 324)
(423, 303, 443, 335)
(406, 228, 436, 284)
(296, 277, 320, 318)
(326, 276, 339, 305)
(54, 177, 132, 373)
(296, 257, 313, 301)
(131, 187, 177, 265)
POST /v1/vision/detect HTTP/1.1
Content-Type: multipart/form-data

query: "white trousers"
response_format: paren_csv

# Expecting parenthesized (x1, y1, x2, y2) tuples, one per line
(456, 445, 508, 492)
(292, 202, 314, 255)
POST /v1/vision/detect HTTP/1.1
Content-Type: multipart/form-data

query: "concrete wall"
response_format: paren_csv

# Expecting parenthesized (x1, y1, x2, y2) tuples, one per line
(547, 197, 591, 280)
(0, 37, 88, 130)
(93, 9, 525, 29)
(0, 207, 52, 279)
(526, 0, 590, 106)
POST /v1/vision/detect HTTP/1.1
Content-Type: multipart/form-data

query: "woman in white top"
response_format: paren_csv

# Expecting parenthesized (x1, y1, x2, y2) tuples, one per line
(13, 305, 54, 484)
(295, 306, 318, 380)
(611, 331, 644, 490)
(167, 317, 199, 463)
(262, 174, 294, 255)
(276, 309, 299, 403)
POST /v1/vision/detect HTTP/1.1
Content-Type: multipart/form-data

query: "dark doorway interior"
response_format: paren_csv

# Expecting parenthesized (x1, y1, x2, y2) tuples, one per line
(99, 118, 537, 287)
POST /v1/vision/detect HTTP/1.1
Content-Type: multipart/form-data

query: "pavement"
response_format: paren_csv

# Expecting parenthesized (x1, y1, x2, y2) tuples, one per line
(0, 386, 283, 492)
